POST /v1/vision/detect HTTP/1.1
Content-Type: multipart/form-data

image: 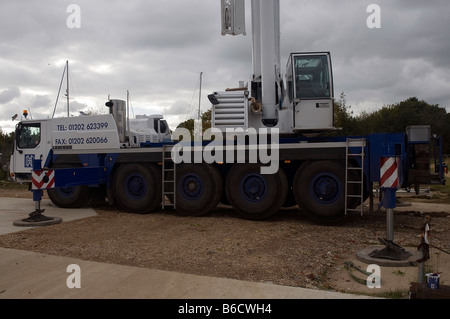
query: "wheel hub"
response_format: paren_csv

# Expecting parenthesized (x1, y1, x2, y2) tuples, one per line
(240, 174, 267, 202)
(126, 175, 146, 198)
(311, 174, 341, 204)
(180, 174, 202, 200)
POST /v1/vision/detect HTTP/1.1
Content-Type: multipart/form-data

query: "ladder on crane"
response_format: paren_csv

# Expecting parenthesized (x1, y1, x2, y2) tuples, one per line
(162, 145, 176, 209)
(345, 138, 366, 215)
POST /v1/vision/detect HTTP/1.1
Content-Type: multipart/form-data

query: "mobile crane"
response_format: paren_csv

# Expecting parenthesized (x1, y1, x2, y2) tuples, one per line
(9, 0, 446, 225)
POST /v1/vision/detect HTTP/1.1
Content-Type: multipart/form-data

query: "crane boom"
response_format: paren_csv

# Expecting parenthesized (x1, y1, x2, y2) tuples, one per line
(222, 0, 281, 126)
(214, 0, 336, 134)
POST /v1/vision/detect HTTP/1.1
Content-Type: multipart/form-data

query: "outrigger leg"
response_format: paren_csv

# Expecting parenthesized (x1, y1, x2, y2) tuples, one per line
(13, 159, 62, 227)
(369, 179, 412, 261)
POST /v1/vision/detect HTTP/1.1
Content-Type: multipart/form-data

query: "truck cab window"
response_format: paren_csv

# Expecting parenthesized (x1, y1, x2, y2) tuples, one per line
(159, 120, 168, 133)
(294, 55, 331, 99)
(153, 119, 169, 133)
(17, 123, 41, 149)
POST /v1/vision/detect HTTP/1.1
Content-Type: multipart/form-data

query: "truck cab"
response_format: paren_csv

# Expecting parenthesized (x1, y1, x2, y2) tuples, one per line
(9, 114, 121, 183)
(9, 104, 173, 184)
(10, 120, 49, 183)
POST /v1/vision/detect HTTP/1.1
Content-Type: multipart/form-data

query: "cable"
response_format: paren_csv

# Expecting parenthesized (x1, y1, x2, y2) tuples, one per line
(52, 64, 67, 118)
(344, 262, 369, 285)
(184, 74, 201, 122)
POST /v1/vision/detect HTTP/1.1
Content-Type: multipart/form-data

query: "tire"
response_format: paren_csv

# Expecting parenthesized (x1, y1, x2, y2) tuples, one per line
(225, 164, 288, 220)
(47, 163, 90, 208)
(47, 186, 90, 208)
(170, 163, 223, 216)
(113, 163, 161, 214)
(293, 160, 347, 222)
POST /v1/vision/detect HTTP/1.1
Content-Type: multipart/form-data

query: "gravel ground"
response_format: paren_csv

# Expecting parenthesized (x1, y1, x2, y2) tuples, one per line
(0, 188, 449, 295)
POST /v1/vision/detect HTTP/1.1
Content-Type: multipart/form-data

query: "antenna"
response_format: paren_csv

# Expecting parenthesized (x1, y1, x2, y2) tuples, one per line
(52, 62, 67, 118)
(127, 90, 131, 145)
(66, 60, 70, 117)
(198, 72, 203, 122)
(52, 60, 71, 118)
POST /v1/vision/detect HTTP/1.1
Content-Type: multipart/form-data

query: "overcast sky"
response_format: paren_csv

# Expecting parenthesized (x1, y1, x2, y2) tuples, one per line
(1, 0, 449, 133)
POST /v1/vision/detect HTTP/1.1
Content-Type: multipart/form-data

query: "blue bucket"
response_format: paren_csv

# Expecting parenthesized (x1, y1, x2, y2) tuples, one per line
(426, 273, 440, 290)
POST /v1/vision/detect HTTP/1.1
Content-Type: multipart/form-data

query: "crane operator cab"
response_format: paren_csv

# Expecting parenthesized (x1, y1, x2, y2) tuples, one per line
(210, 51, 336, 135)
(286, 52, 335, 132)
(211, 1, 336, 134)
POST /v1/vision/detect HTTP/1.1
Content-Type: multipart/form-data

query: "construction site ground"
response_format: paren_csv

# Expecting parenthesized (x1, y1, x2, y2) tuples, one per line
(0, 183, 449, 299)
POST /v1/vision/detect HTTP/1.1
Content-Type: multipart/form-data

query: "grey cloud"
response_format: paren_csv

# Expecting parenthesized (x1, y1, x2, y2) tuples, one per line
(0, 0, 449, 133)
(0, 87, 21, 104)
(31, 95, 52, 108)
(69, 101, 90, 113)
(165, 100, 191, 116)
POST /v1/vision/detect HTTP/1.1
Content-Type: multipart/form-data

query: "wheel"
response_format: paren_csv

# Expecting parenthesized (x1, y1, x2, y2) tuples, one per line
(225, 164, 288, 220)
(113, 163, 161, 214)
(170, 163, 223, 216)
(47, 185, 90, 208)
(293, 160, 347, 222)
(47, 163, 90, 208)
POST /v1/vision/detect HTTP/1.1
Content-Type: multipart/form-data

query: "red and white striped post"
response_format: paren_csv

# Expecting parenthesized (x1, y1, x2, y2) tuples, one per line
(380, 157, 400, 190)
(32, 170, 56, 191)
(379, 157, 400, 242)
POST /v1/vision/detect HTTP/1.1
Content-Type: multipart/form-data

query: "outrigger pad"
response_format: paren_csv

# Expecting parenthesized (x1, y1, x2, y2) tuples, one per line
(369, 238, 412, 261)
(13, 209, 62, 227)
(29, 209, 47, 218)
(23, 209, 53, 223)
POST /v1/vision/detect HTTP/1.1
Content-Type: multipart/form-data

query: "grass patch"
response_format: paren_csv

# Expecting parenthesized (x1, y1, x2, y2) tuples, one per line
(392, 270, 406, 277)
(372, 289, 410, 299)
(0, 180, 28, 190)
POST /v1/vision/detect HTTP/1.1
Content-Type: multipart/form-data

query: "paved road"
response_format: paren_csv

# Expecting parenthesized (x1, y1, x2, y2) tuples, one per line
(0, 197, 377, 299)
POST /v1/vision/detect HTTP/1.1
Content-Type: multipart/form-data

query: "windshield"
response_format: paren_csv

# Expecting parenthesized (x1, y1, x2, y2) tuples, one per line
(294, 55, 331, 99)
(17, 123, 41, 149)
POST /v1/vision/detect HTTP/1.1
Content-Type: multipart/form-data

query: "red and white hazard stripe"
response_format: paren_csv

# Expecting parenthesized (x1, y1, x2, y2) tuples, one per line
(32, 170, 56, 190)
(380, 157, 399, 188)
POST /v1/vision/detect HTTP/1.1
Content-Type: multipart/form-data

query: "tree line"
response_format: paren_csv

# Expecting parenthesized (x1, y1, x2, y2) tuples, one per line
(178, 95, 449, 155)
(333, 94, 450, 154)
(0, 130, 14, 180)
(1, 95, 448, 180)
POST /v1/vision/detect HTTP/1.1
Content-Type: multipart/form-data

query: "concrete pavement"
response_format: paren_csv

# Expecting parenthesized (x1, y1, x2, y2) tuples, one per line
(0, 248, 376, 299)
(0, 198, 96, 235)
(0, 197, 377, 299)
